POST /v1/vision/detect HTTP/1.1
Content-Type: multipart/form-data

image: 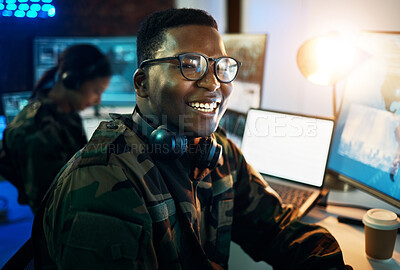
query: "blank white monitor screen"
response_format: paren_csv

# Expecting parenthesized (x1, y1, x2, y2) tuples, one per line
(241, 109, 334, 187)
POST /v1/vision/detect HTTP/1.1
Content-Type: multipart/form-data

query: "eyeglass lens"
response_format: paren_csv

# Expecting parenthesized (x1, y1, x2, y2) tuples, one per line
(180, 53, 239, 83)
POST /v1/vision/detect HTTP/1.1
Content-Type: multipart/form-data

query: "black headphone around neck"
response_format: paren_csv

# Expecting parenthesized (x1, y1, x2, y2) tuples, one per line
(61, 57, 108, 90)
(132, 108, 222, 170)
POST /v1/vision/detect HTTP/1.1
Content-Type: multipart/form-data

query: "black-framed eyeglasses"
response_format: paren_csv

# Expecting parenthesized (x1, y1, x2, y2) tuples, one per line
(139, 52, 241, 83)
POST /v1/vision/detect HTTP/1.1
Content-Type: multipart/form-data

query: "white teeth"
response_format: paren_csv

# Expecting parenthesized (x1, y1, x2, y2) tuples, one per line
(188, 102, 219, 112)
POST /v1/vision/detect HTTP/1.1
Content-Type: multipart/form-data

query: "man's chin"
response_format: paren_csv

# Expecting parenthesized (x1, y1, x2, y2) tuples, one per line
(183, 127, 217, 138)
(170, 118, 219, 138)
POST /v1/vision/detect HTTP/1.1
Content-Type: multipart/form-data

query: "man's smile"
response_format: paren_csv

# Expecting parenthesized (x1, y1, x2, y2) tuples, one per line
(187, 101, 220, 113)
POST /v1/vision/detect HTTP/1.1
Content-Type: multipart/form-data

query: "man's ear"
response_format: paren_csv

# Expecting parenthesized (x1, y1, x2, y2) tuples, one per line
(133, 69, 148, 98)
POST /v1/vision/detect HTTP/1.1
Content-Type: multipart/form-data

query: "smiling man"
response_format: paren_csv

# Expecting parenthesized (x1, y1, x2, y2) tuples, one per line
(33, 8, 351, 270)
(134, 23, 233, 138)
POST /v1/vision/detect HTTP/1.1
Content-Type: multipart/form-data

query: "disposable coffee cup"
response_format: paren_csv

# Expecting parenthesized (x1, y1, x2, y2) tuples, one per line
(362, 208, 400, 261)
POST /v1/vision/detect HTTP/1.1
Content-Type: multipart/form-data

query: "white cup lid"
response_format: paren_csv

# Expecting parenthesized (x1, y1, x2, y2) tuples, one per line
(362, 208, 400, 230)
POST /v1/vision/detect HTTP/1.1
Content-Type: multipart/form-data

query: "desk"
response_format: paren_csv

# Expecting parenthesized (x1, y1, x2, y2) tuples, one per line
(0, 181, 33, 268)
(228, 188, 400, 270)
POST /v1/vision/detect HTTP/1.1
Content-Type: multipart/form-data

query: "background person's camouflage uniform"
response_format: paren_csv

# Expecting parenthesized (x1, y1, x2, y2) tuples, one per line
(1, 97, 87, 213)
(36, 113, 348, 269)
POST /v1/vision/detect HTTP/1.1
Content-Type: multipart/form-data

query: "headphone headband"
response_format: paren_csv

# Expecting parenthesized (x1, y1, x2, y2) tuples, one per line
(61, 56, 109, 90)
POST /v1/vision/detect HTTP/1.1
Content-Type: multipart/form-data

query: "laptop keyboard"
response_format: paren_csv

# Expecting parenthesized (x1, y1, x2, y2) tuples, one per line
(268, 181, 313, 207)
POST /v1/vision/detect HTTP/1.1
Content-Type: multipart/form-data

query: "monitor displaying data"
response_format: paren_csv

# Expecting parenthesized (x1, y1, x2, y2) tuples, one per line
(328, 31, 400, 208)
(1, 92, 31, 123)
(33, 36, 137, 108)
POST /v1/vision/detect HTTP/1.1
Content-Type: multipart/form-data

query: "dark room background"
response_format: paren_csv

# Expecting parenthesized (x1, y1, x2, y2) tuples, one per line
(0, 0, 174, 115)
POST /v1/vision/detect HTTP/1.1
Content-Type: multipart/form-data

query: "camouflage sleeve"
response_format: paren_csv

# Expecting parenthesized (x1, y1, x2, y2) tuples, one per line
(43, 163, 156, 270)
(229, 143, 348, 269)
(4, 122, 72, 213)
(22, 130, 73, 213)
(4, 102, 85, 213)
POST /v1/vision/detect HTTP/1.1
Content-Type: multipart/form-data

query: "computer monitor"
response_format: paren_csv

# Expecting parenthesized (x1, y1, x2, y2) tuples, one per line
(328, 31, 400, 209)
(33, 36, 137, 109)
(1, 92, 31, 123)
(0, 115, 6, 141)
(219, 109, 247, 147)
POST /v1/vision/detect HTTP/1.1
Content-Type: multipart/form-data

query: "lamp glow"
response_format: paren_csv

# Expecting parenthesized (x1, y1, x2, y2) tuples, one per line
(297, 34, 356, 86)
(1, 0, 55, 17)
(2, 9, 12, 16)
(297, 33, 359, 118)
(18, 3, 28, 10)
(30, 3, 40, 11)
(6, 3, 16, 10)
(26, 9, 37, 17)
(48, 6, 54, 16)
(14, 9, 24, 17)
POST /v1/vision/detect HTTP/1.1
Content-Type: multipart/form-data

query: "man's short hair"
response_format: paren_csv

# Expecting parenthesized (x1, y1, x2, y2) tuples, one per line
(137, 8, 218, 66)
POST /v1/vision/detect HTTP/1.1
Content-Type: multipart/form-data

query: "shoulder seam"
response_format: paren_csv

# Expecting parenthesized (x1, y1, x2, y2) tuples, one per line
(79, 120, 127, 167)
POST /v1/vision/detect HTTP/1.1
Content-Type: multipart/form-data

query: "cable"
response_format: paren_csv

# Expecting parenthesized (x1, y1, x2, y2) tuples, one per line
(323, 201, 371, 211)
(325, 201, 400, 216)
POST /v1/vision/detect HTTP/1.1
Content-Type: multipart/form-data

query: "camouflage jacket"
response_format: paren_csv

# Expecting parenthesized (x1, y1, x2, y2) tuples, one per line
(1, 97, 87, 213)
(38, 113, 347, 270)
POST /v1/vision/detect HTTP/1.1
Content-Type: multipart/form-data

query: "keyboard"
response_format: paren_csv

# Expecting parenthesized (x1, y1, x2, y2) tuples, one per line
(268, 181, 313, 207)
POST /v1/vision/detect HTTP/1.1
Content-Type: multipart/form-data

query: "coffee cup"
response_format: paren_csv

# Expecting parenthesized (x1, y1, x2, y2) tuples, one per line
(362, 208, 399, 260)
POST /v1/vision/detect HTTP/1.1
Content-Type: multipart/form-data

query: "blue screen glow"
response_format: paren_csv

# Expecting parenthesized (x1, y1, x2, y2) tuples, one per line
(18, 3, 29, 10)
(2, 9, 12, 16)
(328, 31, 400, 208)
(0, 0, 55, 18)
(0, 116, 6, 141)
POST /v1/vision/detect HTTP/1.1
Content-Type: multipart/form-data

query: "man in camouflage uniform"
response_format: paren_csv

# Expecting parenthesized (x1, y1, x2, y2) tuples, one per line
(35, 8, 352, 269)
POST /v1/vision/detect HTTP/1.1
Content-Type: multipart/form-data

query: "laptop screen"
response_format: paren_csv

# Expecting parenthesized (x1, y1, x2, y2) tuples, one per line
(241, 109, 334, 187)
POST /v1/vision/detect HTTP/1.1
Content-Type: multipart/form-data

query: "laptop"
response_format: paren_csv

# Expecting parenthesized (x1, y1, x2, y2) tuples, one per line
(241, 108, 334, 217)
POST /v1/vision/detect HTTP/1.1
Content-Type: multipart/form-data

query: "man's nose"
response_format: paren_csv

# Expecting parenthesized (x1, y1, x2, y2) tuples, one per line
(196, 63, 220, 91)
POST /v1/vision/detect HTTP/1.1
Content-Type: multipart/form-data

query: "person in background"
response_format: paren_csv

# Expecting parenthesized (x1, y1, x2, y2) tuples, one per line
(0, 44, 112, 214)
(34, 8, 351, 270)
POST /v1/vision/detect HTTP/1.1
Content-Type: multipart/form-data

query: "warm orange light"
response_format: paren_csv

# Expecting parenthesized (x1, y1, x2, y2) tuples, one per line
(297, 34, 357, 86)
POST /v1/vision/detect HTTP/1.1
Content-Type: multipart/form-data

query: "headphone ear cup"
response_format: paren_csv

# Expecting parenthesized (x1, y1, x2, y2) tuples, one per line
(148, 125, 188, 158)
(61, 72, 80, 90)
(196, 137, 222, 170)
(132, 109, 222, 167)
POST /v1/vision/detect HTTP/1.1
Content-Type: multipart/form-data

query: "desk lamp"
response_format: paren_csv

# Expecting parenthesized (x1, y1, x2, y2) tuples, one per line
(297, 33, 357, 190)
